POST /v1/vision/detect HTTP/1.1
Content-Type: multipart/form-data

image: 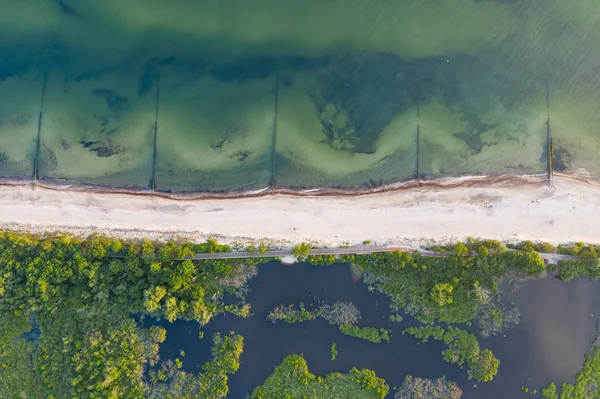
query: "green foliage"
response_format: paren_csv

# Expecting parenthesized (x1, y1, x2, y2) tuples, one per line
(338, 325, 391, 343)
(0, 232, 255, 324)
(266, 303, 316, 323)
(267, 301, 362, 326)
(35, 311, 160, 399)
(292, 242, 313, 259)
(513, 241, 556, 253)
(0, 312, 38, 398)
(558, 259, 600, 281)
(198, 238, 232, 254)
(475, 301, 520, 338)
(307, 254, 337, 267)
(430, 239, 506, 256)
(542, 343, 600, 399)
(404, 326, 499, 382)
(402, 326, 445, 343)
(557, 243, 600, 258)
(0, 231, 254, 398)
(541, 382, 558, 399)
(431, 283, 454, 306)
(355, 247, 543, 325)
(148, 332, 244, 399)
(259, 240, 269, 254)
(251, 354, 389, 399)
(331, 343, 338, 360)
(339, 254, 357, 264)
(389, 314, 403, 323)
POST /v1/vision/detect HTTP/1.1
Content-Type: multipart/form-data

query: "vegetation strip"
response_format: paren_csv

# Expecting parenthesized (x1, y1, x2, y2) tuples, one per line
(0, 231, 263, 397)
(1, 230, 599, 397)
(339, 325, 391, 344)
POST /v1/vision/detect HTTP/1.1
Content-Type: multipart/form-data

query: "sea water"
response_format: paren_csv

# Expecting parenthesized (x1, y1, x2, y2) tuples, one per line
(1, 0, 599, 191)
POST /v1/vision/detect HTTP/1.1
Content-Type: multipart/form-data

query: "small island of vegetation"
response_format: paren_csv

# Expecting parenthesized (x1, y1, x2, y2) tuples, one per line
(251, 354, 389, 399)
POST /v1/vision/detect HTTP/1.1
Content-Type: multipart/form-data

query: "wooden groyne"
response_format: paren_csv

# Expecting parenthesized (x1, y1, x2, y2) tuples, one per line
(270, 80, 279, 192)
(33, 72, 47, 184)
(547, 116, 554, 187)
(151, 74, 160, 192)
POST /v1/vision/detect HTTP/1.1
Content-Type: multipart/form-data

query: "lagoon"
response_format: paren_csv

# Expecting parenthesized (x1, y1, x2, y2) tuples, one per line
(153, 261, 600, 398)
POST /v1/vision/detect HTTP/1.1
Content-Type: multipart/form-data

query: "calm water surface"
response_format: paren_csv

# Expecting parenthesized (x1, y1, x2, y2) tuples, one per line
(1, 1, 600, 191)
(155, 261, 600, 398)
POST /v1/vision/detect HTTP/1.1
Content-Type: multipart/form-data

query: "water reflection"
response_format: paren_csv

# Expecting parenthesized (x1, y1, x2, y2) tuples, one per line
(154, 262, 600, 398)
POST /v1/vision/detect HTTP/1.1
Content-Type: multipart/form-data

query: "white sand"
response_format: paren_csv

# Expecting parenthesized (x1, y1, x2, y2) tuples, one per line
(0, 176, 599, 247)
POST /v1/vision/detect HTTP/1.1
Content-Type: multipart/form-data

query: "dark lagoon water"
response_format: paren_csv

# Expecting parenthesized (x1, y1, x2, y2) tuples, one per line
(1, 0, 600, 192)
(152, 261, 600, 398)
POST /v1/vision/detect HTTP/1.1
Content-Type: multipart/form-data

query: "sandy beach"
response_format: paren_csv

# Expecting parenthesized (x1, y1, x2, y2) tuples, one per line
(0, 176, 599, 248)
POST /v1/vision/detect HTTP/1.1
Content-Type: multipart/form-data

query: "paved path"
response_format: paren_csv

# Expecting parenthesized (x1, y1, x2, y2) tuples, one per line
(191, 245, 443, 260)
(190, 245, 577, 264)
(107, 244, 580, 264)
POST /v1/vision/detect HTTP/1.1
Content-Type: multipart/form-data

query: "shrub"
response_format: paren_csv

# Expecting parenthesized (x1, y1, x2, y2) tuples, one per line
(558, 259, 600, 281)
(330, 343, 338, 360)
(292, 243, 313, 259)
(515, 241, 555, 253)
(404, 326, 499, 382)
(338, 325, 391, 343)
(266, 303, 315, 323)
(307, 254, 337, 267)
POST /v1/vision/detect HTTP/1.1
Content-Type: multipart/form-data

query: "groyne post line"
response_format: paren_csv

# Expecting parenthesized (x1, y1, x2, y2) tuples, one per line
(33, 71, 48, 185)
(547, 115, 553, 187)
(151, 73, 160, 192)
(415, 96, 421, 186)
(270, 79, 279, 193)
(416, 91, 421, 118)
(545, 82, 553, 187)
(416, 124, 420, 183)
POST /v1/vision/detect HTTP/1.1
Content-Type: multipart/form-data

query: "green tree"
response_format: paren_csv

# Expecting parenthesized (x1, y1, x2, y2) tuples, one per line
(251, 354, 388, 399)
(431, 283, 454, 306)
(292, 243, 313, 259)
(541, 382, 557, 399)
(144, 286, 167, 312)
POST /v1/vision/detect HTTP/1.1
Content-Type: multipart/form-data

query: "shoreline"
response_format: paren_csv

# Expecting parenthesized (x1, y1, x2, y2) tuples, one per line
(1, 174, 600, 248)
(0, 173, 552, 200)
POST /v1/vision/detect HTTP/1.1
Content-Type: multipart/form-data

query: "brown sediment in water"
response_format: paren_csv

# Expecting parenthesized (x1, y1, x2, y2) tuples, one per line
(0, 172, 572, 201)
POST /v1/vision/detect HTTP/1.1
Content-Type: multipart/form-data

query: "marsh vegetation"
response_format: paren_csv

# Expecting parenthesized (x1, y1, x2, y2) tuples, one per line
(0, 231, 598, 398)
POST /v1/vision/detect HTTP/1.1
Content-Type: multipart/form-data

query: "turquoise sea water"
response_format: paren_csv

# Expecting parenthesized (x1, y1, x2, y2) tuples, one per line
(1, 0, 599, 191)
